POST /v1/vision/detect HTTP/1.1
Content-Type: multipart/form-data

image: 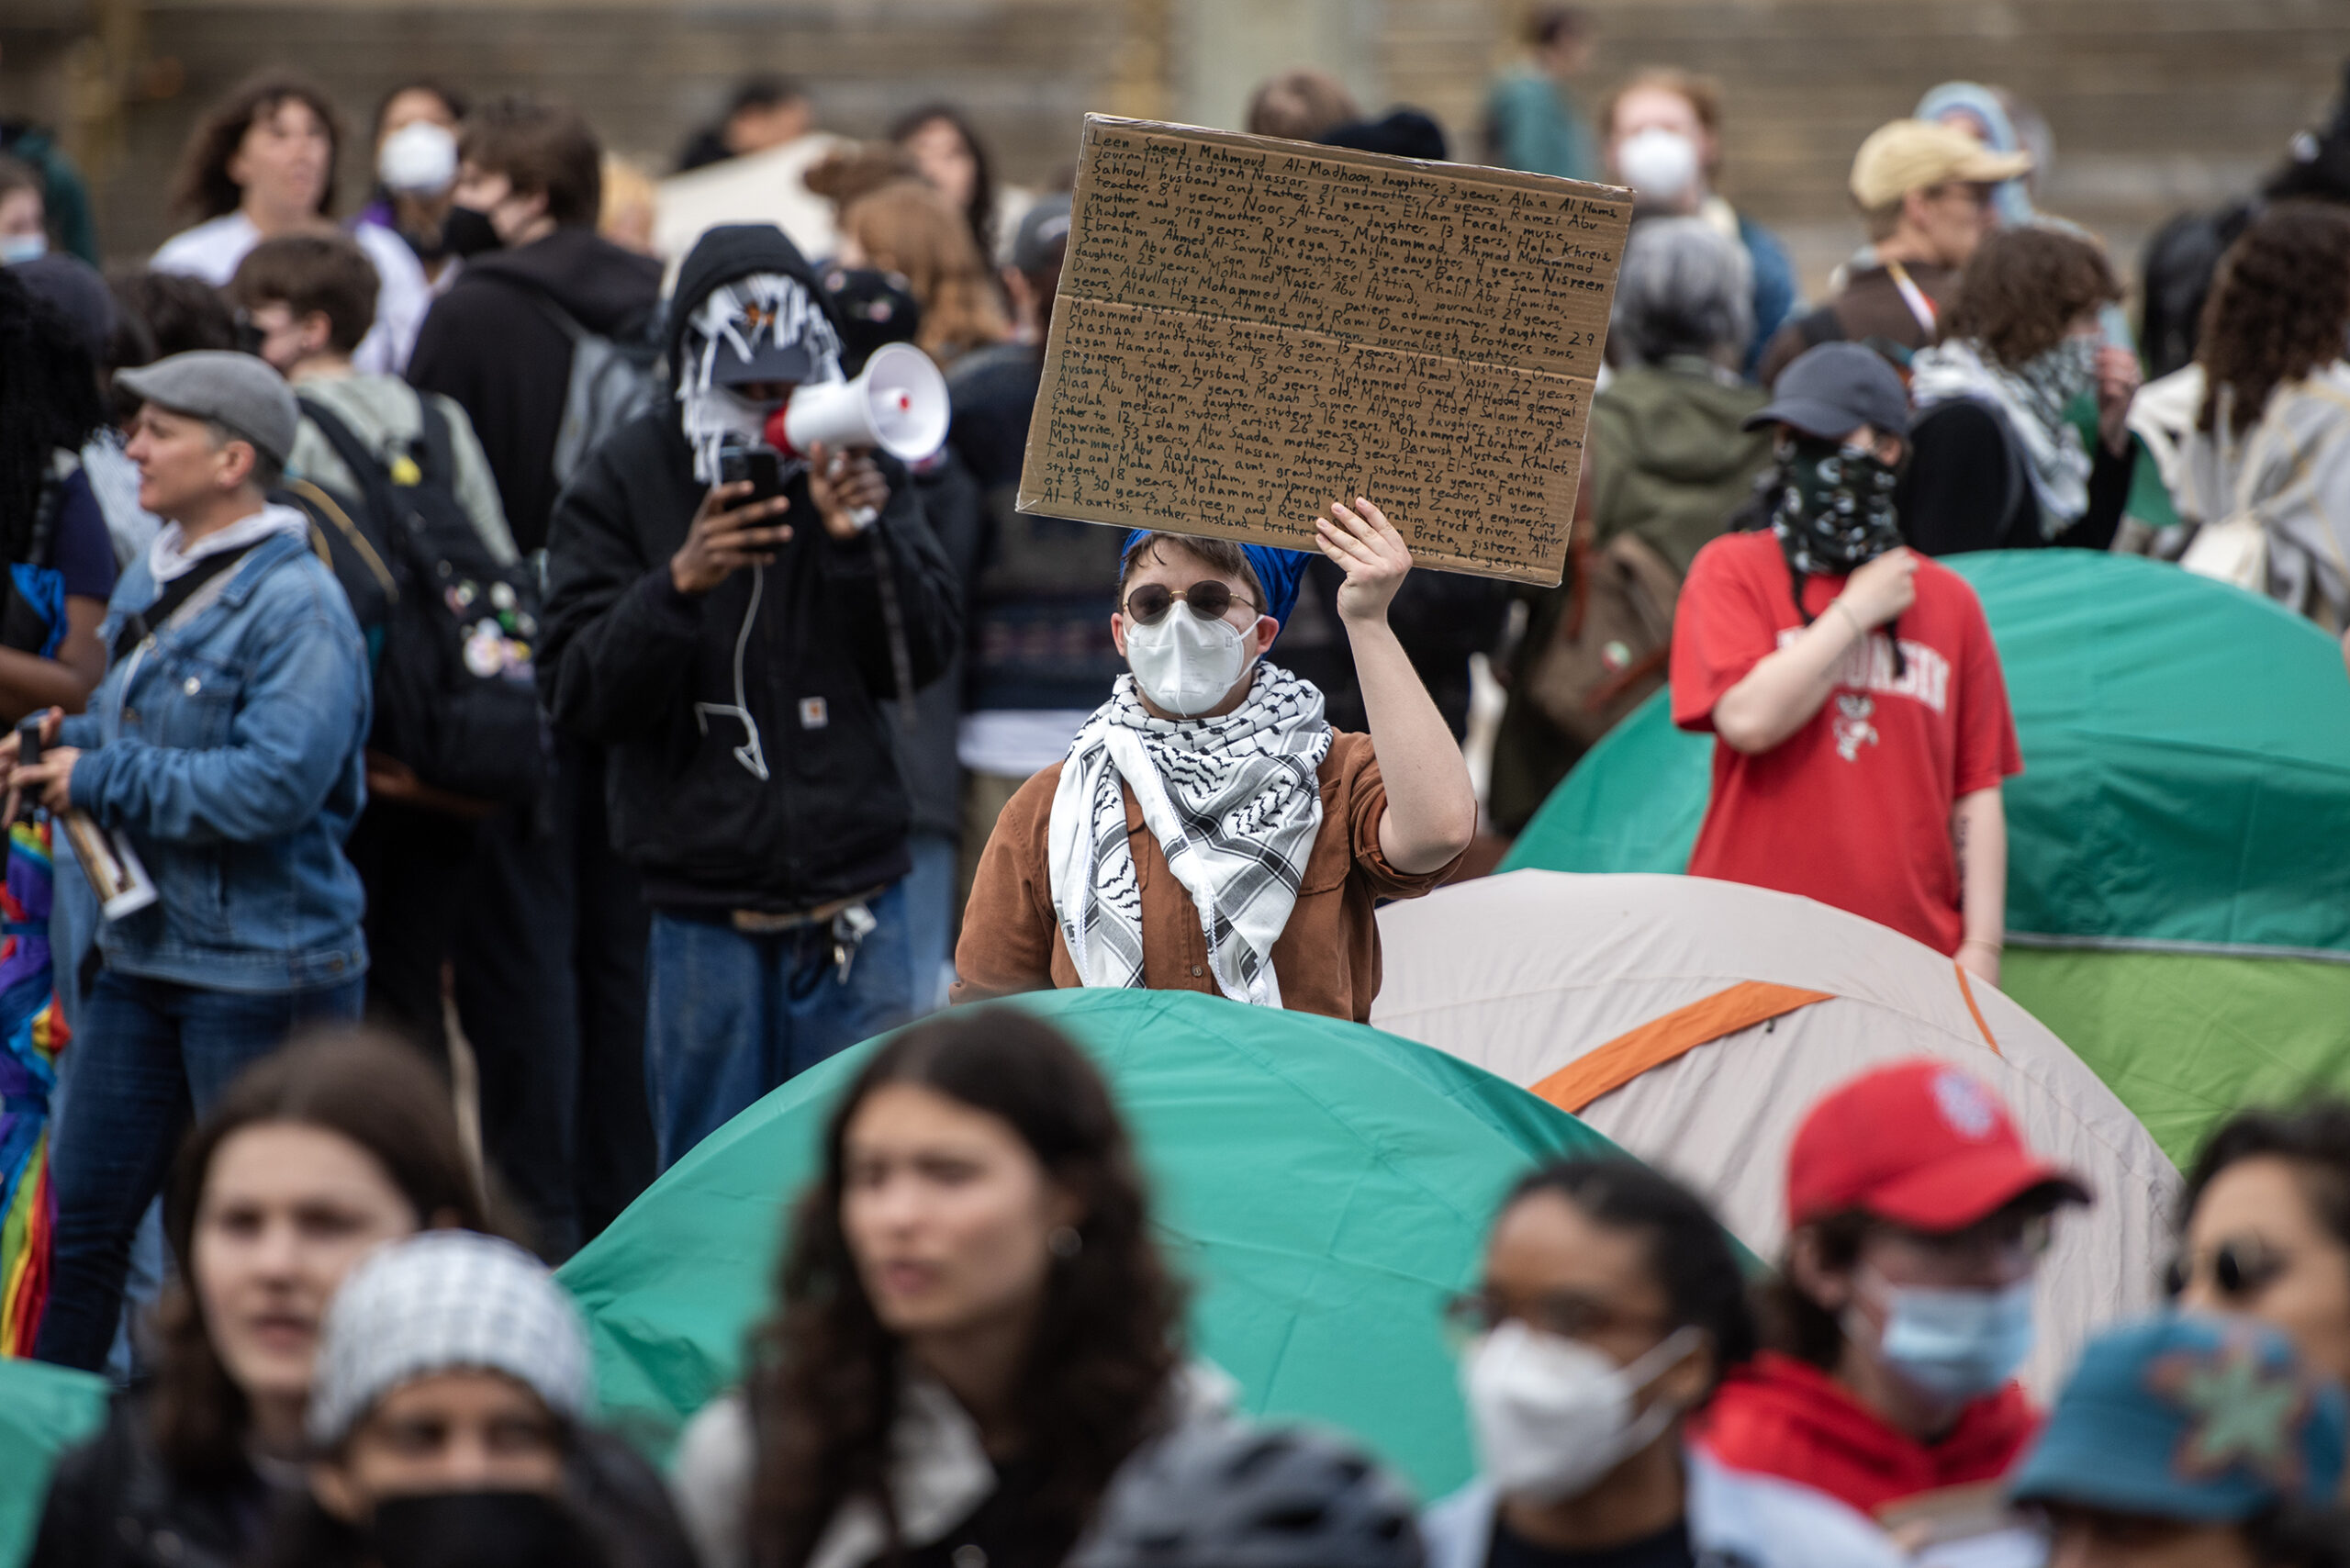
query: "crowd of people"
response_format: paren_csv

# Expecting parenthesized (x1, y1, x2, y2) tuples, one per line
(0, 8, 2346, 1565)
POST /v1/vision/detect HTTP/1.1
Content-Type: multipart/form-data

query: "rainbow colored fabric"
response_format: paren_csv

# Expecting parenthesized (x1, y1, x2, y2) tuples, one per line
(0, 817, 68, 1357)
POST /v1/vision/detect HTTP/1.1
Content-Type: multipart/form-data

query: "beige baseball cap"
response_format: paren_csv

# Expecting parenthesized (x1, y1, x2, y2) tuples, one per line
(1849, 118, 2032, 208)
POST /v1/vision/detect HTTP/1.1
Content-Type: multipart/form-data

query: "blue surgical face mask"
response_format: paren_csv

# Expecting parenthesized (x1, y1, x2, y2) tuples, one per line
(0, 232, 48, 266)
(1858, 1274, 2036, 1402)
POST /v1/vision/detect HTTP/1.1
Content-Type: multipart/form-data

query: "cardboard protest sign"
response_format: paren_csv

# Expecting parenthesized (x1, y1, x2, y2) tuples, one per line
(1017, 115, 1633, 586)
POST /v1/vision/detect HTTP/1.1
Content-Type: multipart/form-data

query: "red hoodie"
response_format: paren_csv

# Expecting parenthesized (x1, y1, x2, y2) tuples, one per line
(1692, 1351, 2040, 1518)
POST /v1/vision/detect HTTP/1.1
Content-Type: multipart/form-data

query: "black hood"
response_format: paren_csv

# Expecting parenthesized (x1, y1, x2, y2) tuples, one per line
(662, 223, 838, 371)
(458, 225, 664, 336)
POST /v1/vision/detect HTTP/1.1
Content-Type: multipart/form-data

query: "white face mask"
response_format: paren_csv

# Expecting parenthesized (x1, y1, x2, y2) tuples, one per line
(1853, 1273, 2036, 1404)
(1462, 1320, 1704, 1504)
(1616, 128, 1701, 207)
(1123, 599, 1257, 717)
(378, 121, 459, 196)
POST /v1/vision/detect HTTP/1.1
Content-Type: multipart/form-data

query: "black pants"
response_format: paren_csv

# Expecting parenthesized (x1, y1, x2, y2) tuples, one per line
(355, 740, 653, 1259)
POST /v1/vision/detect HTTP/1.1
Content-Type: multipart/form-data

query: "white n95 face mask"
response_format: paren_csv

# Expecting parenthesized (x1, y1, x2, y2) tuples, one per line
(1125, 600, 1256, 716)
(1462, 1320, 1703, 1504)
(1616, 128, 1701, 207)
(378, 121, 459, 196)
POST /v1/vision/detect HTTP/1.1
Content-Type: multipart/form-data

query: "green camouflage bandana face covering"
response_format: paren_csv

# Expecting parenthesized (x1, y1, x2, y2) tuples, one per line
(1770, 436, 1904, 577)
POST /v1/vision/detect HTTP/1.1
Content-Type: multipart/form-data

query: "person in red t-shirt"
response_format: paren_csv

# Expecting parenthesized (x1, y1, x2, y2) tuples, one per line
(1670, 342, 2020, 980)
(1692, 1058, 2092, 1521)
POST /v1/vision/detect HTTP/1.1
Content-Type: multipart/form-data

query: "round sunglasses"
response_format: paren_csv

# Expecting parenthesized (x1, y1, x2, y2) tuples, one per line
(2163, 1237, 2290, 1301)
(1122, 580, 1259, 626)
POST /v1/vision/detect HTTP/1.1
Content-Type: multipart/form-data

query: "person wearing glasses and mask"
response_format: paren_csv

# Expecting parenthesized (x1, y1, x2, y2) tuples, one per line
(1673, 342, 2020, 985)
(1424, 1159, 1900, 1568)
(953, 505, 1477, 1022)
(1695, 1060, 2091, 1519)
(2169, 1103, 2350, 1389)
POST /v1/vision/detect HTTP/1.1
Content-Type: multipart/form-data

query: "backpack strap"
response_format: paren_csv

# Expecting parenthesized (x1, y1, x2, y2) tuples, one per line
(297, 396, 402, 521)
(415, 394, 458, 491)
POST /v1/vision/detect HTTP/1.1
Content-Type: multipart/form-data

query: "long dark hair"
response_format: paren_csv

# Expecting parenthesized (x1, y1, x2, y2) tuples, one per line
(890, 104, 998, 265)
(2197, 202, 2350, 437)
(151, 1027, 497, 1483)
(745, 1009, 1184, 1568)
(0, 269, 104, 566)
(170, 73, 344, 223)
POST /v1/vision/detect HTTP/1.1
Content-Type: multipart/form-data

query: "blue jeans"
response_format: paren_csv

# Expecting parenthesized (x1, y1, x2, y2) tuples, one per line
(33, 969, 365, 1371)
(902, 830, 958, 1015)
(645, 880, 912, 1170)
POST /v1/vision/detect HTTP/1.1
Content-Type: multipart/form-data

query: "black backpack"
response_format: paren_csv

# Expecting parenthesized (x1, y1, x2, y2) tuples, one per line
(288, 395, 548, 806)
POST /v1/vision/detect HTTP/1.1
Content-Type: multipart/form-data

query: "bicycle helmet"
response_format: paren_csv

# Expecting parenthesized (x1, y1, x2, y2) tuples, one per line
(1073, 1421, 1425, 1568)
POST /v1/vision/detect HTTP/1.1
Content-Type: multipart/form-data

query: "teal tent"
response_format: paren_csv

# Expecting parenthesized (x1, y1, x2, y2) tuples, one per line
(558, 989, 1625, 1495)
(1504, 552, 2350, 1165)
(0, 1356, 106, 1566)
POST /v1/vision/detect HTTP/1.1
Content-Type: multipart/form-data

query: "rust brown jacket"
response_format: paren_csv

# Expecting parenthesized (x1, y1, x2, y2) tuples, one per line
(950, 732, 1459, 1023)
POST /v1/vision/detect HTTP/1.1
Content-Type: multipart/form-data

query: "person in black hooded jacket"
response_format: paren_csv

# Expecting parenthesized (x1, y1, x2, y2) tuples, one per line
(540, 222, 959, 1171)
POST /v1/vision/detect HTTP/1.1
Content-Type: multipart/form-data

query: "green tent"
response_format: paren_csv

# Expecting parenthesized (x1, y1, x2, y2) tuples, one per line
(0, 1356, 106, 1566)
(1504, 552, 2350, 1166)
(558, 989, 1625, 1495)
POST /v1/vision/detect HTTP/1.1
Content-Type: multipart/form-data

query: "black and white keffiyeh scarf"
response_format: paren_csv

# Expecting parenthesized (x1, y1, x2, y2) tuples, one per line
(1047, 665, 1333, 1008)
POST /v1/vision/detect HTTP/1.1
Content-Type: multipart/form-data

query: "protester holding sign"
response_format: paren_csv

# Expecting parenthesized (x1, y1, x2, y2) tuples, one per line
(1670, 342, 2020, 979)
(952, 501, 1476, 1022)
(1695, 1061, 2090, 1519)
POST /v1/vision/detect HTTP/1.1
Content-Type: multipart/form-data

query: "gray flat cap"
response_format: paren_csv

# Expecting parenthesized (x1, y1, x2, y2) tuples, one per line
(1746, 341, 1913, 442)
(115, 350, 300, 468)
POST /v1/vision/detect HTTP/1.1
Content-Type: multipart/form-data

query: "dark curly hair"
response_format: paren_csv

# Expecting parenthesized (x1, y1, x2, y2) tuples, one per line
(745, 1009, 1185, 1568)
(151, 1027, 498, 1484)
(169, 73, 343, 224)
(1497, 1159, 1759, 1405)
(0, 268, 105, 566)
(1944, 226, 2121, 370)
(2195, 202, 2350, 437)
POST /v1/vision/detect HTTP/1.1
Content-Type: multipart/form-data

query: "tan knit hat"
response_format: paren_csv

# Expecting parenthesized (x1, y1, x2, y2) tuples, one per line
(1850, 118, 2032, 208)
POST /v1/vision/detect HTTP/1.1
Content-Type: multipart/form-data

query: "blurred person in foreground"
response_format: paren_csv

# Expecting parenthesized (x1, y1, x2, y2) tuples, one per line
(1695, 1059, 2091, 1517)
(1601, 69, 1796, 377)
(953, 507, 1475, 1022)
(408, 94, 667, 1250)
(2129, 202, 2350, 632)
(1673, 343, 2019, 975)
(1900, 227, 2138, 555)
(1757, 119, 2028, 386)
(1427, 1159, 1901, 1568)
(1245, 68, 1362, 143)
(945, 196, 1130, 902)
(669, 1008, 1219, 1568)
(539, 222, 958, 1170)
(2170, 1101, 2350, 1388)
(355, 80, 468, 288)
(1483, 6, 1599, 183)
(151, 73, 431, 375)
(9, 351, 372, 1371)
(1489, 216, 1771, 834)
(2008, 1315, 2348, 1568)
(834, 178, 1010, 369)
(257, 1228, 691, 1568)
(29, 1033, 495, 1567)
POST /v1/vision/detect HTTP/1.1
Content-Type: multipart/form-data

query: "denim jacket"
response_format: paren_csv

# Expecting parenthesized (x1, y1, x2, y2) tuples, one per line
(58, 521, 370, 992)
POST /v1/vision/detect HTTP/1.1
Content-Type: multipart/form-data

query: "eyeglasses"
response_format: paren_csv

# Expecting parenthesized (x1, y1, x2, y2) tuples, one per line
(1122, 580, 1258, 627)
(1878, 1210, 2055, 1271)
(1441, 1290, 1670, 1348)
(2163, 1237, 2290, 1302)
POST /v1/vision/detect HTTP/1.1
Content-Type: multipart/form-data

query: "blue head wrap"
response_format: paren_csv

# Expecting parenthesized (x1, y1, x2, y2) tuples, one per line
(1914, 82, 2036, 229)
(1121, 531, 1312, 633)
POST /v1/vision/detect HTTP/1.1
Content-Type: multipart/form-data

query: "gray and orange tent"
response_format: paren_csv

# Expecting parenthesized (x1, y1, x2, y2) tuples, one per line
(1373, 869, 2178, 1392)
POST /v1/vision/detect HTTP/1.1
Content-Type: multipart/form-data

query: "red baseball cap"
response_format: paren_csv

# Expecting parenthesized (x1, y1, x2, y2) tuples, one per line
(1786, 1059, 2090, 1232)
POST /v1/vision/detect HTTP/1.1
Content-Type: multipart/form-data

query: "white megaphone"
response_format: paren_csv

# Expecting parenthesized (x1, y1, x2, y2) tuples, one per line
(777, 342, 950, 465)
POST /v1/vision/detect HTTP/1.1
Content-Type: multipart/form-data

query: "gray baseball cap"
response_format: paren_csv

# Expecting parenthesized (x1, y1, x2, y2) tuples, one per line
(1011, 194, 1072, 275)
(115, 350, 300, 468)
(1746, 342, 1912, 442)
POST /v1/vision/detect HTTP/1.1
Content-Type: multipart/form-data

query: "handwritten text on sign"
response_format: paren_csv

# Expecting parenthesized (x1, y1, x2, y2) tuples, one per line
(1018, 117, 1632, 585)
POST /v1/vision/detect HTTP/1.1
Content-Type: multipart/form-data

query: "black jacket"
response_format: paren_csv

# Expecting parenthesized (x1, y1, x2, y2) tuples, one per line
(29, 1395, 273, 1568)
(407, 226, 664, 554)
(1896, 398, 2131, 557)
(539, 225, 959, 913)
